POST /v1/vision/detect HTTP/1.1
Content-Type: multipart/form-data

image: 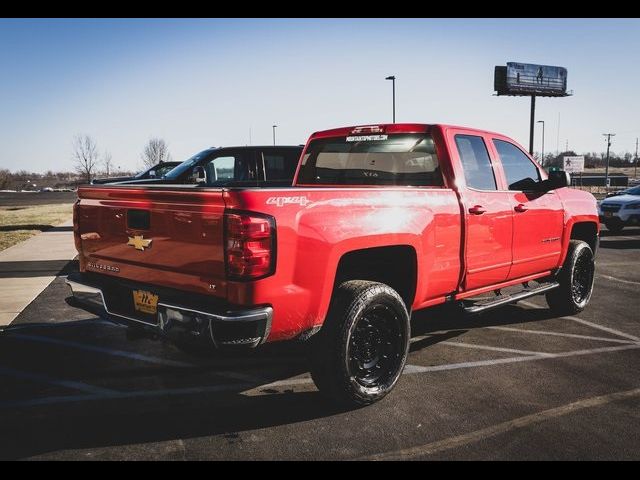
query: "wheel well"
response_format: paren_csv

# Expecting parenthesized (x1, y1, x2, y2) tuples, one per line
(570, 222, 599, 252)
(334, 245, 417, 309)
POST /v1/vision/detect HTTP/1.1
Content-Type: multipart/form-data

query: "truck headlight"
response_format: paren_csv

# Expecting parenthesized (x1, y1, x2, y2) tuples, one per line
(625, 202, 640, 210)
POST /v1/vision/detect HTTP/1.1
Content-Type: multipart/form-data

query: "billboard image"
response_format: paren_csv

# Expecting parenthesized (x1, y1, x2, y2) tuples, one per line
(495, 62, 569, 97)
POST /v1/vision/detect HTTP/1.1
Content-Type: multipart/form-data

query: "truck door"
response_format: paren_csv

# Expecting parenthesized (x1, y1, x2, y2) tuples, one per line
(452, 133, 513, 291)
(489, 138, 564, 279)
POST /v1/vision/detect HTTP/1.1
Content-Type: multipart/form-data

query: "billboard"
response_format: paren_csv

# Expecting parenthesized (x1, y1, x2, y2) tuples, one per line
(495, 62, 569, 97)
(563, 156, 585, 173)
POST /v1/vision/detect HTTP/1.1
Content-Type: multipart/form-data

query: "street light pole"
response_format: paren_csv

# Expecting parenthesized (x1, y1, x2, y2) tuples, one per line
(603, 133, 615, 190)
(272, 125, 277, 146)
(537, 120, 545, 166)
(385, 76, 396, 123)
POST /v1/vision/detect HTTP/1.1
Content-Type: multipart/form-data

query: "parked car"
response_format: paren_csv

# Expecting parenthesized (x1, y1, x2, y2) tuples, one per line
(91, 161, 181, 185)
(68, 123, 599, 407)
(598, 184, 640, 232)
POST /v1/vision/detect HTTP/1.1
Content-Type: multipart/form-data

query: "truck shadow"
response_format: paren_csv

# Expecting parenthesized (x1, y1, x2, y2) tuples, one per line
(0, 301, 559, 460)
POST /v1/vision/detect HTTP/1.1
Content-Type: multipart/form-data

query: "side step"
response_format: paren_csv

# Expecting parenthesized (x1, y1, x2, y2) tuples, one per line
(463, 281, 559, 314)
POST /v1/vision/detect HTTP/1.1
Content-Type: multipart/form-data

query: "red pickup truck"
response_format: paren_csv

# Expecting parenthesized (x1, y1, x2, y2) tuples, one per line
(67, 124, 599, 407)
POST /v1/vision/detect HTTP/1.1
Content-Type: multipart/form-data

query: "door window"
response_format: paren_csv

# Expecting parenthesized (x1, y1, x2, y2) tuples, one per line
(454, 135, 497, 191)
(493, 139, 541, 191)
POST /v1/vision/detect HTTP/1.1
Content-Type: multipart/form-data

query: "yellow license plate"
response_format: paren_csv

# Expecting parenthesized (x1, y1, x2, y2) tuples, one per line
(132, 290, 159, 315)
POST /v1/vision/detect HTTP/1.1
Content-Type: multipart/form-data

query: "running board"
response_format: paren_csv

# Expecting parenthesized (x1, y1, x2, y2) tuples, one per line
(463, 282, 559, 314)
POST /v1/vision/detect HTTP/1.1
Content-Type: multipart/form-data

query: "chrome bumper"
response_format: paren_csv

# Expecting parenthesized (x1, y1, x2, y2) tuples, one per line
(65, 276, 272, 348)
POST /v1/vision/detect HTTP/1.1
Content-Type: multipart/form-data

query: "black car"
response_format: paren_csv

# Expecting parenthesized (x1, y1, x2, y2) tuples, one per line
(91, 161, 181, 185)
(113, 146, 303, 187)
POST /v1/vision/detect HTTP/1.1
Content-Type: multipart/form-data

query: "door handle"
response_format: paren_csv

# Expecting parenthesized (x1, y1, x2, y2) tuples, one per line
(514, 203, 528, 213)
(468, 205, 486, 215)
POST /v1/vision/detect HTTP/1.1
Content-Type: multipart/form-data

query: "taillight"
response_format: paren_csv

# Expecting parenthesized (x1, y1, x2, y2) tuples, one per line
(225, 212, 276, 280)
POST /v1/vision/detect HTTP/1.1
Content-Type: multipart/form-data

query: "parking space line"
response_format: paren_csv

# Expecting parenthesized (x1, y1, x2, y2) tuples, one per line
(0, 366, 115, 395)
(406, 343, 640, 373)
(566, 318, 640, 342)
(359, 387, 640, 460)
(488, 326, 637, 345)
(597, 274, 640, 286)
(8, 333, 195, 368)
(8, 333, 267, 384)
(3, 343, 640, 410)
(0, 381, 253, 409)
(519, 300, 640, 342)
(440, 341, 554, 357)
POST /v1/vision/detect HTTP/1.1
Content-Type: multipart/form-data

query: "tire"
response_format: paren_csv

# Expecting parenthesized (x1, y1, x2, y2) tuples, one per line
(546, 240, 595, 316)
(604, 220, 624, 234)
(308, 280, 410, 408)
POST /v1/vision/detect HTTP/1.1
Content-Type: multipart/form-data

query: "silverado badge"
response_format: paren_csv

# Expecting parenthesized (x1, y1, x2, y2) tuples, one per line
(127, 235, 152, 251)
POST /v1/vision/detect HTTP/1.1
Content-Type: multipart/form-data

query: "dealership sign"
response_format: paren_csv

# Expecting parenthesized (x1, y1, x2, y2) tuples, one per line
(563, 156, 585, 173)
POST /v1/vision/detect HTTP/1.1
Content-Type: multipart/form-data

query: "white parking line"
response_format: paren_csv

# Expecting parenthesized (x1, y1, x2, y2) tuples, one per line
(440, 341, 553, 357)
(359, 387, 640, 460)
(519, 300, 640, 342)
(0, 366, 114, 395)
(8, 333, 267, 384)
(3, 343, 640, 410)
(0, 381, 253, 409)
(597, 274, 640, 286)
(406, 343, 640, 373)
(9, 333, 194, 368)
(488, 326, 637, 345)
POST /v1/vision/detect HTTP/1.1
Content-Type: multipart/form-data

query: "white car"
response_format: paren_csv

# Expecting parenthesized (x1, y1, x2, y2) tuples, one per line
(598, 184, 640, 233)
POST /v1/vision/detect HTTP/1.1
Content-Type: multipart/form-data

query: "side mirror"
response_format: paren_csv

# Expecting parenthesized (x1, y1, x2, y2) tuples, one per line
(148, 170, 156, 178)
(547, 170, 571, 190)
(190, 166, 207, 184)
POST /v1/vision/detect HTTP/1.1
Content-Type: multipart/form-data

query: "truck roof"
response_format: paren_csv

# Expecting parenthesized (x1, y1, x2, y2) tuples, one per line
(308, 123, 506, 140)
(207, 145, 303, 150)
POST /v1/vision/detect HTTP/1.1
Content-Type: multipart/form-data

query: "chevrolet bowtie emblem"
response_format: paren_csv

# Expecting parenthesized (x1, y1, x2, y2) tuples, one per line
(127, 235, 152, 251)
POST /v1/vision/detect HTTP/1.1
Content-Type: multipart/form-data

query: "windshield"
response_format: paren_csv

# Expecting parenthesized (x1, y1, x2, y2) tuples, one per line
(297, 134, 443, 186)
(162, 149, 214, 179)
(625, 185, 640, 196)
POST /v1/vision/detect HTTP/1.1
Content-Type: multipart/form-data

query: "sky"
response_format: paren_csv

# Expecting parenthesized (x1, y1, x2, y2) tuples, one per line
(1, 18, 639, 173)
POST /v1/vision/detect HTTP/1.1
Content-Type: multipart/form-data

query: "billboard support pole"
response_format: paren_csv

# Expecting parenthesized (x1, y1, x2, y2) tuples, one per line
(529, 95, 536, 155)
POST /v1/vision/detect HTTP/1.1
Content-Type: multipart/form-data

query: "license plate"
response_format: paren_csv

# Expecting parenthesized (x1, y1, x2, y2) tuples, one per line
(132, 290, 159, 315)
(604, 211, 613, 218)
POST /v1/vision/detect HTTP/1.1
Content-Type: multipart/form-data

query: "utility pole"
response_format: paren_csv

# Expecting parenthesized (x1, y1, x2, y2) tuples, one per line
(385, 76, 396, 123)
(603, 133, 615, 190)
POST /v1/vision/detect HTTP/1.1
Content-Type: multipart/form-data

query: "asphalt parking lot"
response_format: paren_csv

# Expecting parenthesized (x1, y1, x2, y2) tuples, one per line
(0, 227, 638, 460)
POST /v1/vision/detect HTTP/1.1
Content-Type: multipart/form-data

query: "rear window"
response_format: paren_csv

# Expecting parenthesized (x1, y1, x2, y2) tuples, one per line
(297, 134, 443, 186)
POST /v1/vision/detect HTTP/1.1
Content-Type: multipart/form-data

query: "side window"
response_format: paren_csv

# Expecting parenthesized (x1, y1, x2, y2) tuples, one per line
(262, 152, 298, 181)
(204, 156, 236, 183)
(454, 135, 497, 191)
(493, 139, 541, 191)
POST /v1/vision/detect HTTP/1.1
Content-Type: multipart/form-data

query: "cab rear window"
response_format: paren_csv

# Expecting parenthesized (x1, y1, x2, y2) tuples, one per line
(297, 134, 443, 186)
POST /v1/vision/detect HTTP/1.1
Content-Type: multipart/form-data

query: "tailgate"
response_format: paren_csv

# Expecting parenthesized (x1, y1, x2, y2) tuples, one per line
(75, 186, 228, 299)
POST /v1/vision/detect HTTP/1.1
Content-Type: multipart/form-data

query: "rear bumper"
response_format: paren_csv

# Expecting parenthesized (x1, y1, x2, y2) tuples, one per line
(65, 272, 272, 348)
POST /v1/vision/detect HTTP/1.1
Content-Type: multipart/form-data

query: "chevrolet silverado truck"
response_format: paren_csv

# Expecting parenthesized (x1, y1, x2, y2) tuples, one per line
(67, 124, 599, 407)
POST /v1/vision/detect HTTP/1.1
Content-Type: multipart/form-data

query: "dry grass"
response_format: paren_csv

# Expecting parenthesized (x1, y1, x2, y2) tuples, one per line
(0, 203, 73, 252)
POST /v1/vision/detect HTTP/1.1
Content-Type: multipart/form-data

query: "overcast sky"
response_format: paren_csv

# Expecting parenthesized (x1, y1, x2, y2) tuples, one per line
(1, 18, 639, 173)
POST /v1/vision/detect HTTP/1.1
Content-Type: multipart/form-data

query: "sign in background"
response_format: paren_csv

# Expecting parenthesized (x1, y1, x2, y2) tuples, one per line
(494, 62, 569, 97)
(563, 156, 585, 173)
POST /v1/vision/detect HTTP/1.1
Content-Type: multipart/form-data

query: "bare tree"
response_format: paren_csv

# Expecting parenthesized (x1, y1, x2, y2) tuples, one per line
(102, 150, 114, 177)
(72, 134, 99, 183)
(141, 138, 172, 168)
